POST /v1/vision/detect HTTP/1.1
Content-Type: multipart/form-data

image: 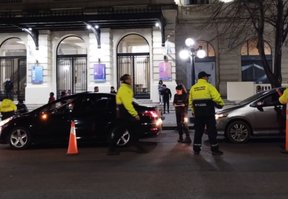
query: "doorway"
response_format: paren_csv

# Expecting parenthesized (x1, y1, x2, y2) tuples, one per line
(56, 36, 87, 97)
(0, 38, 26, 100)
(57, 56, 87, 96)
(117, 34, 150, 99)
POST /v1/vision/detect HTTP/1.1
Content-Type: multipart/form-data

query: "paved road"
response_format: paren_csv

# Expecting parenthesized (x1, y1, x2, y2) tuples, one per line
(0, 131, 287, 199)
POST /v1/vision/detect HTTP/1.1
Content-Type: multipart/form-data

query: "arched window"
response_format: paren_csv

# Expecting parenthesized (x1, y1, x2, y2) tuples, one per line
(56, 36, 87, 96)
(117, 34, 150, 98)
(194, 40, 217, 86)
(241, 38, 272, 83)
(0, 37, 26, 100)
(57, 36, 87, 55)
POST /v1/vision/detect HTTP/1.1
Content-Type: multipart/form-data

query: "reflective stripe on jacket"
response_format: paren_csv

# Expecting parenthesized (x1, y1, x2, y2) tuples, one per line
(116, 83, 138, 117)
(189, 79, 224, 112)
(0, 99, 17, 113)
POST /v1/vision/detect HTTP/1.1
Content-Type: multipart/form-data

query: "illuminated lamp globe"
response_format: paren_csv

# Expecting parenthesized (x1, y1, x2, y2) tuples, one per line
(179, 49, 190, 60)
(185, 38, 195, 47)
(196, 49, 207, 59)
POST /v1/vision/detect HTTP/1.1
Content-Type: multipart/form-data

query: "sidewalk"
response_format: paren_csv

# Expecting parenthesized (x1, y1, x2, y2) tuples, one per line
(161, 110, 191, 130)
(156, 99, 236, 130)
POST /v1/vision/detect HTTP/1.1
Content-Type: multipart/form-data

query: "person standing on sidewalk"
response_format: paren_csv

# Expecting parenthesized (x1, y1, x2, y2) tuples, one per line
(189, 71, 224, 155)
(173, 84, 191, 144)
(162, 84, 172, 114)
(107, 74, 146, 155)
(158, 80, 164, 104)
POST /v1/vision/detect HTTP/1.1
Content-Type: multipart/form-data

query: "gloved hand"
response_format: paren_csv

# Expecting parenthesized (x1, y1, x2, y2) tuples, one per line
(214, 103, 223, 109)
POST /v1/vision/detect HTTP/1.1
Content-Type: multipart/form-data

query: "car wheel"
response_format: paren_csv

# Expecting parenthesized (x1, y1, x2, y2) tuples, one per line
(225, 120, 251, 143)
(110, 127, 131, 147)
(7, 127, 31, 149)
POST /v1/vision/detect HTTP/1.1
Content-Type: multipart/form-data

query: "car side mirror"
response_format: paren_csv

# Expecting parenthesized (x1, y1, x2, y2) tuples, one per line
(250, 101, 264, 111)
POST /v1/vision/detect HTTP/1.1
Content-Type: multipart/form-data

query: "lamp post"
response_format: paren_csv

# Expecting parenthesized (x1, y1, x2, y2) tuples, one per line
(179, 38, 206, 86)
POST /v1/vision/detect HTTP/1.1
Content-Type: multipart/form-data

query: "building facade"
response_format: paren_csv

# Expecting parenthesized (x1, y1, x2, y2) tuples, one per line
(175, 0, 288, 96)
(0, 0, 178, 104)
(0, 0, 287, 105)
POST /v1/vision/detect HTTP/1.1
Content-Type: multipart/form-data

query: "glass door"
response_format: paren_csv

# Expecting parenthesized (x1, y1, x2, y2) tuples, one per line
(117, 53, 150, 99)
(57, 56, 87, 97)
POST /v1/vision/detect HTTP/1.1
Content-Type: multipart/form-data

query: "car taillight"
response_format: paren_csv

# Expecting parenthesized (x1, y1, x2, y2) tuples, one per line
(143, 110, 158, 119)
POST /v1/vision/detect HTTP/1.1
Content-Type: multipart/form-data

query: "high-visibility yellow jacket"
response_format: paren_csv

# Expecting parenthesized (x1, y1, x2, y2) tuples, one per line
(279, 88, 288, 104)
(116, 83, 138, 117)
(0, 99, 17, 113)
(189, 79, 224, 111)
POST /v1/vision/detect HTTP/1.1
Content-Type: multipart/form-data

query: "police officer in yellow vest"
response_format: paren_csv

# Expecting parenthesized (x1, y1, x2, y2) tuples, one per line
(107, 74, 146, 155)
(189, 71, 224, 155)
(0, 96, 17, 120)
(279, 88, 288, 104)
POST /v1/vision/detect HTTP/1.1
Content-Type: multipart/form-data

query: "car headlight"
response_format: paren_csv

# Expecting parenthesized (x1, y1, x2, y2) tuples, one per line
(0, 117, 13, 135)
(215, 113, 228, 120)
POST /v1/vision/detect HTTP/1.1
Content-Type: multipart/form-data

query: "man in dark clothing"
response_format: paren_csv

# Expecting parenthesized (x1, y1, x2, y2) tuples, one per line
(16, 99, 28, 114)
(4, 79, 13, 100)
(173, 84, 191, 144)
(162, 84, 172, 114)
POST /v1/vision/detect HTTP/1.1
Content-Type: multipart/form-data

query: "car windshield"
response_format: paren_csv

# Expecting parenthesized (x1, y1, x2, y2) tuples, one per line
(34, 95, 76, 113)
(237, 90, 271, 106)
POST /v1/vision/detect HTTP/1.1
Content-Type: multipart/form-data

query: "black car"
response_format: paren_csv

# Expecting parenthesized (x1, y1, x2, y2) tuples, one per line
(0, 93, 162, 149)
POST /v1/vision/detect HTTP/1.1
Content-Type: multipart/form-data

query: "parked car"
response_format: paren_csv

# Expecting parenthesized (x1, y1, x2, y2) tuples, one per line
(0, 93, 162, 149)
(215, 87, 285, 143)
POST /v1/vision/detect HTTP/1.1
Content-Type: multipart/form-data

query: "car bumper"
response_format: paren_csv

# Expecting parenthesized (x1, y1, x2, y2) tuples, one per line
(141, 118, 163, 135)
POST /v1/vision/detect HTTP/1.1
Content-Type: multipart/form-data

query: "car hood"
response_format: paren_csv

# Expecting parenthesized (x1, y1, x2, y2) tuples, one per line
(216, 104, 246, 114)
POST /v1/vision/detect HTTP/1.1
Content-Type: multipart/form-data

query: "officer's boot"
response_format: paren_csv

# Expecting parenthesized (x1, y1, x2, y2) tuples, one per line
(211, 145, 223, 156)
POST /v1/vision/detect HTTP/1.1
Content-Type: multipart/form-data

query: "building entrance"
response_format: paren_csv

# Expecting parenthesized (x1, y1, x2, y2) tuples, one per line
(56, 36, 87, 97)
(117, 34, 150, 99)
(0, 57, 26, 100)
(117, 53, 150, 99)
(57, 56, 87, 97)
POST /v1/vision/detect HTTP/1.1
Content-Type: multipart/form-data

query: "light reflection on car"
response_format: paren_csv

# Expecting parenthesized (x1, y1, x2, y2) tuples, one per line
(0, 93, 162, 149)
(215, 88, 285, 143)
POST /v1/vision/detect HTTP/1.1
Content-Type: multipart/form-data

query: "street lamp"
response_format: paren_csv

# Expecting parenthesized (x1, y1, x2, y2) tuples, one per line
(179, 38, 206, 86)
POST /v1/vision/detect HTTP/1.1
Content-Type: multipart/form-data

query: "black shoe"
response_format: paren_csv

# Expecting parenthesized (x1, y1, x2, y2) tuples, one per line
(194, 151, 200, 155)
(212, 150, 223, 156)
(107, 149, 120, 155)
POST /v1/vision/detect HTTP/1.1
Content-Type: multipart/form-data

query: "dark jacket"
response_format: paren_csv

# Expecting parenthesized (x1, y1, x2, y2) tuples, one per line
(173, 93, 188, 112)
(162, 88, 172, 101)
(16, 103, 28, 114)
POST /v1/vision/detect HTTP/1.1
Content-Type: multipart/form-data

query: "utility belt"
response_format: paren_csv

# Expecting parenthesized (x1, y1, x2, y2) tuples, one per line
(192, 99, 215, 117)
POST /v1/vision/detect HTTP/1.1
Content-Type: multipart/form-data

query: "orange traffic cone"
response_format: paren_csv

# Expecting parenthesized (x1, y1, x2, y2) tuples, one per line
(67, 120, 78, 155)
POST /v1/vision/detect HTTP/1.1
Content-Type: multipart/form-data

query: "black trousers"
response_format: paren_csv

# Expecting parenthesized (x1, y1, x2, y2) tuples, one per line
(175, 109, 189, 137)
(109, 118, 141, 151)
(163, 99, 170, 113)
(193, 115, 218, 150)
